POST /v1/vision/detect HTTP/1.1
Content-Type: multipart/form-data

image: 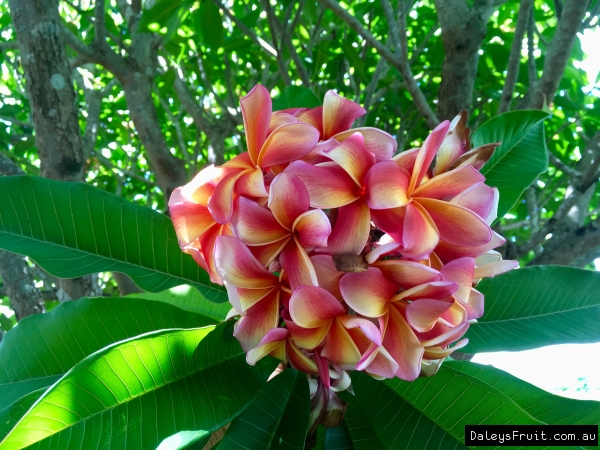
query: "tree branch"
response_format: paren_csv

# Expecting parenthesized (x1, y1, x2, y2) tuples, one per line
(527, 4, 537, 86)
(262, 0, 293, 85)
(498, 0, 533, 114)
(94, 0, 106, 44)
(321, 0, 439, 128)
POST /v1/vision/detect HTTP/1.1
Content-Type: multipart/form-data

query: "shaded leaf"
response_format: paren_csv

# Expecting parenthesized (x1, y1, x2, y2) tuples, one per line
(272, 86, 322, 111)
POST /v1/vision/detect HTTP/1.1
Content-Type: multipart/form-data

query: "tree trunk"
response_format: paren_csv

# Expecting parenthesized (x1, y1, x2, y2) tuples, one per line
(435, 0, 494, 120)
(112, 272, 143, 296)
(0, 252, 46, 320)
(9, 0, 100, 301)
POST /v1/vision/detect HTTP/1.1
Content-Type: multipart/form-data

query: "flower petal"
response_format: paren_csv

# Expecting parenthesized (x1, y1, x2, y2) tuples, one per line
(269, 112, 297, 134)
(434, 231, 505, 261)
(234, 290, 280, 352)
(236, 168, 268, 198)
(412, 165, 484, 200)
(297, 106, 323, 135)
(285, 160, 360, 208)
(415, 198, 492, 247)
(249, 239, 292, 268)
(401, 202, 440, 259)
(450, 182, 497, 224)
(287, 340, 319, 374)
(285, 316, 330, 350)
(257, 122, 320, 168)
(409, 121, 450, 193)
(371, 260, 441, 288)
(246, 328, 289, 365)
(365, 161, 410, 209)
(364, 241, 402, 264)
(448, 143, 499, 172)
(170, 203, 216, 245)
(232, 196, 290, 245)
(301, 138, 339, 164)
(334, 127, 397, 162)
(310, 255, 344, 299)
(215, 235, 279, 289)
(324, 200, 371, 255)
(321, 319, 362, 368)
(337, 315, 382, 346)
(241, 84, 271, 165)
(207, 170, 244, 224)
(357, 344, 399, 379)
(325, 132, 375, 186)
(393, 281, 457, 302)
(440, 257, 475, 304)
(340, 268, 396, 317)
(322, 90, 366, 139)
(289, 285, 345, 328)
(423, 338, 469, 359)
(432, 111, 470, 176)
(393, 147, 420, 172)
(418, 321, 469, 348)
(174, 164, 223, 205)
(406, 299, 454, 333)
(474, 260, 519, 279)
(383, 305, 424, 381)
(268, 173, 310, 230)
(293, 209, 332, 248)
(236, 286, 277, 312)
(370, 207, 405, 242)
(280, 237, 319, 291)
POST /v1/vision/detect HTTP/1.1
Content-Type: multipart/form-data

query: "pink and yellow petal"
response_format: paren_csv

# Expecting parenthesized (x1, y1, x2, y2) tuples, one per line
(268, 112, 297, 134)
(279, 237, 319, 291)
(383, 305, 424, 381)
(170, 202, 216, 245)
(406, 299, 454, 333)
(258, 122, 320, 168)
(412, 165, 484, 200)
(297, 107, 324, 135)
(293, 209, 331, 248)
(232, 196, 290, 245)
(322, 90, 366, 139)
(289, 285, 345, 328)
(234, 290, 280, 352)
(450, 182, 497, 224)
(268, 173, 310, 230)
(246, 328, 289, 365)
(392, 281, 457, 302)
(241, 84, 272, 165)
(207, 170, 243, 224)
(409, 121, 450, 193)
(236, 168, 268, 198)
(310, 255, 344, 299)
(323, 200, 371, 255)
(434, 230, 505, 262)
(340, 268, 396, 318)
(371, 260, 441, 288)
(325, 132, 375, 186)
(400, 202, 440, 259)
(432, 111, 470, 176)
(321, 319, 362, 368)
(365, 161, 410, 209)
(334, 127, 397, 162)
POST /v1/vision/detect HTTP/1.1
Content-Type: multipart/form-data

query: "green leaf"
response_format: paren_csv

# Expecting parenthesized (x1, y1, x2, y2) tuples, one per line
(1, 322, 272, 449)
(0, 176, 226, 300)
(139, 0, 184, 32)
(0, 388, 46, 442)
(272, 86, 322, 111)
(451, 361, 600, 426)
(196, 1, 224, 49)
(0, 297, 215, 409)
(0, 313, 12, 332)
(351, 372, 466, 449)
(219, 369, 310, 449)
(157, 430, 212, 450)
(324, 421, 354, 449)
(463, 266, 600, 353)
(128, 285, 230, 322)
(472, 110, 550, 219)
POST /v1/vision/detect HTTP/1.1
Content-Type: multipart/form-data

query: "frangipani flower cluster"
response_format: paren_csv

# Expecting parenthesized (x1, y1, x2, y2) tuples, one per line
(170, 85, 517, 425)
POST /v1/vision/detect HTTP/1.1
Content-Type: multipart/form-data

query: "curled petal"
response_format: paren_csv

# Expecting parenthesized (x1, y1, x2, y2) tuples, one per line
(323, 200, 371, 255)
(418, 321, 470, 348)
(207, 170, 243, 224)
(334, 127, 396, 162)
(393, 281, 457, 302)
(401, 202, 440, 259)
(406, 299, 454, 333)
(246, 328, 289, 365)
(241, 84, 272, 165)
(340, 268, 396, 318)
(173, 164, 223, 205)
(269, 112, 297, 134)
(236, 168, 268, 198)
(432, 111, 470, 175)
(365, 161, 410, 209)
(234, 290, 280, 352)
(370, 206, 405, 242)
(249, 239, 290, 268)
(215, 236, 278, 289)
(236, 286, 277, 312)
(297, 106, 324, 135)
(412, 165, 484, 200)
(269, 173, 310, 230)
(322, 90, 366, 138)
(222, 151, 254, 169)
(357, 344, 399, 379)
(285, 313, 330, 350)
(441, 301, 468, 327)
(289, 285, 345, 328)
(448, 143, 499, 172)
(285, 160, 359, 208)
(257, 122, 321, 168)
(310, 255, 344, 299)
(383, 305, 424, 381)
(325, 133, 375, 186)
(423, 338, 469, 360)
(409, 121, 450, 193)
(393, 147, 420, 172)
(293, 209, 331, 248)
(451, 182, 497, 224)
(371, 260, 441, 289)
(474, 260, 519, 279)
(416, 198, 492, 247)
(321, 319, 361, 368)
(232, 196, 289, 245)
(287, 340, 319, 374)
(440, 257, 475, 304)
(435, 231, 506, 261)
(170, 203, 216, 245)
(280, 237, 319, 291)
(365, 241, 402, 264)
(301, 138, 339, 165)
(337, 315, 382, 346)
(463, 288, 484, 320)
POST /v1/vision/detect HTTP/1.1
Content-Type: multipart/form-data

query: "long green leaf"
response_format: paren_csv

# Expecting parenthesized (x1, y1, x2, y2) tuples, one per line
(463, 266, 600, 353)
(473, 110, 550, 219)
(219, 369, 310, 449)
(452, 361, 600, 426)
(128, 285, 231, 322)
(2, 322, 273, 449)
(0, 176, 226, 299)
(272, 86, 322, 111)
(351, 372, 466, 449)
(324, 421, 355, 449)
(0, 388, 46, 442)
(0, 297, 215, 410)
